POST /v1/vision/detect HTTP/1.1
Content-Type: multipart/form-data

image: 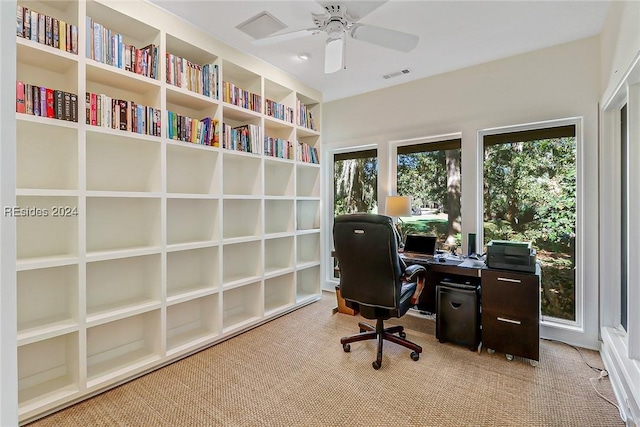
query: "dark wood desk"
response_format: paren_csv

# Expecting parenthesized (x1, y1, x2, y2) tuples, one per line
(400, 255, 482, 314)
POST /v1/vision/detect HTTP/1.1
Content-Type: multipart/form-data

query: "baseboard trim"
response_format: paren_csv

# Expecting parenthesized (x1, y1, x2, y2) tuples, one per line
(601, 326, 640, 426)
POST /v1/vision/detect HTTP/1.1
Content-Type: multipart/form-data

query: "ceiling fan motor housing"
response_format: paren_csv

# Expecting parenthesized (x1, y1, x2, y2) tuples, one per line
(314, 4, 353, 39)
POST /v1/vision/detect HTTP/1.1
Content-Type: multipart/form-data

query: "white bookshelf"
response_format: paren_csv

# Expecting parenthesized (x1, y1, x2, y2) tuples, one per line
(265, 273, 295, 315)
(265, 199, 294, 234)
(14, 0, 322, 422)
(166, 246, 219, 300)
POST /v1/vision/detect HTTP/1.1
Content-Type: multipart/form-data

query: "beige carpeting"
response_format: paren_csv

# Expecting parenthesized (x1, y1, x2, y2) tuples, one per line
(27, 291, 623, 427)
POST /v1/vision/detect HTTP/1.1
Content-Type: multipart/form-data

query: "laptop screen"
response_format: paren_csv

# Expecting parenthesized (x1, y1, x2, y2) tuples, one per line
(403, 235, 437, 255)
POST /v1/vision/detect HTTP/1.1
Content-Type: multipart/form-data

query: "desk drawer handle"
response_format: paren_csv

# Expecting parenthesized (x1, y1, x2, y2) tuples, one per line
(497, 277, 522, 283)
(497, 317, 521, 325)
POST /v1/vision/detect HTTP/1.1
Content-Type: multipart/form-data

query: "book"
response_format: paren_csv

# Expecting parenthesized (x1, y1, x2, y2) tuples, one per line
(70, 24, 78, 54)
(63, 92, 71, 121)
(125, 46, 132, 71)
(65, 22, 71, 53)
(32, 85, 40, 116)
(45, 15, 52, 46)
(16, 81, 25, 113)
(90, 93, 97, 125)
(118, 99, 128, 131)
(16, 5, 23, 37)
(46, 88, 54, 118)
(30, 10, 38, 42)
(58, 20, 66, 52)
(38, 13, 45, 44)
(23, 7, 30, 40)
(40, 87, 46, 117)
(135, 48, 142, 75)
(55, 90, 64, 120)
(85, 17, 92, 59)
(70, 93, 78, 122)
(25, 84, 32, 115)
(52, 18, 59, 48)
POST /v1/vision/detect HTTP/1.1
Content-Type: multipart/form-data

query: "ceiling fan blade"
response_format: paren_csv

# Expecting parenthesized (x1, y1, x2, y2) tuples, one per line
(350, 24, 419, 52)
(324, 34, 345, 73)
(251, 28, 317, 46)
(343, 0, 387, 21)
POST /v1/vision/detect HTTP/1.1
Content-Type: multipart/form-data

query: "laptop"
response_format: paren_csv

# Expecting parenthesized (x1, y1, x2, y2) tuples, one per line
(402, 234, 437, 260)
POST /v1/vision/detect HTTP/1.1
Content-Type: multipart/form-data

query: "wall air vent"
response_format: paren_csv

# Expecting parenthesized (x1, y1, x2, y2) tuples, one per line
(236, 11, 287, 39)
(383, 69, 411, 79)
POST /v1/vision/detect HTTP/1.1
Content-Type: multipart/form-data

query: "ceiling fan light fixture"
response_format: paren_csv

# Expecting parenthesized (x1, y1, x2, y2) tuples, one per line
(324, 34, 345, 73)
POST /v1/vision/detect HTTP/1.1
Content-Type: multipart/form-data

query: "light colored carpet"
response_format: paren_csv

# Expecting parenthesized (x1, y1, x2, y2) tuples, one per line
(27, 291, 623, 427)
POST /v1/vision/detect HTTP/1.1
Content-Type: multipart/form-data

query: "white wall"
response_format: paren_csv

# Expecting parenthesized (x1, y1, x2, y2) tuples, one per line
(600, 1, 640, 100)
(323, 36, 601, 349)
(0, 0, 17, 425)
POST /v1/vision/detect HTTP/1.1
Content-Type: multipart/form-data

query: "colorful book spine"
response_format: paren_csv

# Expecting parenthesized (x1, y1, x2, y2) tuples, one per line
(16, 81, 25, 114)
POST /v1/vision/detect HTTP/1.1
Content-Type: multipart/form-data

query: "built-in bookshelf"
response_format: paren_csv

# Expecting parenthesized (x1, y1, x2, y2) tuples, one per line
(14, 0, 322, 423)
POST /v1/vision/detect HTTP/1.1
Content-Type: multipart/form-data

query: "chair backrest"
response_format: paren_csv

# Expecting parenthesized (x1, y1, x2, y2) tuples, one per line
(333, 213, 403, 310)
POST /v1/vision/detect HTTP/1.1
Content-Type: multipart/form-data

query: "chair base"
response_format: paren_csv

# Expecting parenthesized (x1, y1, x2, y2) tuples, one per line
(340, 318, 422, 369)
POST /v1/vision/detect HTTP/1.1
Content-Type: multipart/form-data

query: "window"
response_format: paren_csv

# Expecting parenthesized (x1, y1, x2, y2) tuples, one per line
(332, 149, 378, 277)
(483, 125, 577, 322)
(333, 149, 378, 215)
(396, 139, 462, 252)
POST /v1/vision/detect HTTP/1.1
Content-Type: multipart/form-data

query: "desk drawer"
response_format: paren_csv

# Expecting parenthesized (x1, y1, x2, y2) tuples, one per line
(482, 309, 539, 361)
(481, 270, 539, 318)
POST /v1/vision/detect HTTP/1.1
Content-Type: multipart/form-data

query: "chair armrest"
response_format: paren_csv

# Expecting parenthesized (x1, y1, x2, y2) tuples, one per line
(403, 264, 426, 282)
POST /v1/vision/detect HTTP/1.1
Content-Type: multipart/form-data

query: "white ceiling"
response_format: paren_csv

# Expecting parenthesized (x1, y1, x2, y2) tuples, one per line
(149, 0, 611, 102)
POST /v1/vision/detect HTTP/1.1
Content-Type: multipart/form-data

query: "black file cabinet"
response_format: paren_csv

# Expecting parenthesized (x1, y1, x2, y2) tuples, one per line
(481, 267, 541, 365)
(436, 282, 481, 351)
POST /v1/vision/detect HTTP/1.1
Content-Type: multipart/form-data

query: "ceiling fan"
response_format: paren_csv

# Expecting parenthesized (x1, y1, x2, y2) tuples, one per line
(252, 1, 420, 73)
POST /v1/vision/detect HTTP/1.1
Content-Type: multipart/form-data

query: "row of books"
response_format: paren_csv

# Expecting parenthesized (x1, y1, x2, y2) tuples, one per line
(167, 111, 219, 146)
(222, 123, 263, 154)
(222, 81, 261, 113)
(264, 137, 294, 160)
(16, 5, 78, 54)
(265, 99, 294, 123)
(297, 141, 319, 164)
(166, 54, 219, 99)
(16, 81, 78, 122)
(86, 17, 158, 79)
(296, 100, 316, 131)
(86, 92, 161, 137)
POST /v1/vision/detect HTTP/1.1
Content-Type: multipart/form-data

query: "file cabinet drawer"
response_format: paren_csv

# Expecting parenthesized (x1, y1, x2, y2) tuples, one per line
(482, 309, 539, 361)
(482, 269, 539, 318)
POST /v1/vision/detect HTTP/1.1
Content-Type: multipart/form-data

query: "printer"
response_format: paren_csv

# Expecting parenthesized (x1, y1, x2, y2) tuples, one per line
(486, 240, 537, 273)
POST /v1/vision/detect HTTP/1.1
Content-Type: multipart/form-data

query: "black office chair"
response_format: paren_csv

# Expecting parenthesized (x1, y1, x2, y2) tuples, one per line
(333, 213, 426, 370)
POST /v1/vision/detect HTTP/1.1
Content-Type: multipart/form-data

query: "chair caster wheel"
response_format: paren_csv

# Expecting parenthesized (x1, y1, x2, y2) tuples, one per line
(487, 348, 495, 355)
(506, 354, 514, 361)
(399, 331, 406, 338)
(410, 351, 420, 361)
(343, 343, 350, 352)
(372, 360, 381, 370)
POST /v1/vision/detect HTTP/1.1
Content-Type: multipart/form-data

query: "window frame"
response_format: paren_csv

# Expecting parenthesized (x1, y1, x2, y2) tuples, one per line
(599, 54, 640, 423)
(477, 117, 584, 332)
(600, 54, 640, 360)
(324, 144, 379, 288)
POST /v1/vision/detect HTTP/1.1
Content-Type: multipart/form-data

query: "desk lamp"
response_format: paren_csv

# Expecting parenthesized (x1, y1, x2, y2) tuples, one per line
(385, 195, 412, 245)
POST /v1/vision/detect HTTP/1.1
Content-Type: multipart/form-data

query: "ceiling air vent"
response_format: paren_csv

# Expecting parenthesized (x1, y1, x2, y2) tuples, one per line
(383, 69, 411, 79)
(236, 11, 287, 39)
